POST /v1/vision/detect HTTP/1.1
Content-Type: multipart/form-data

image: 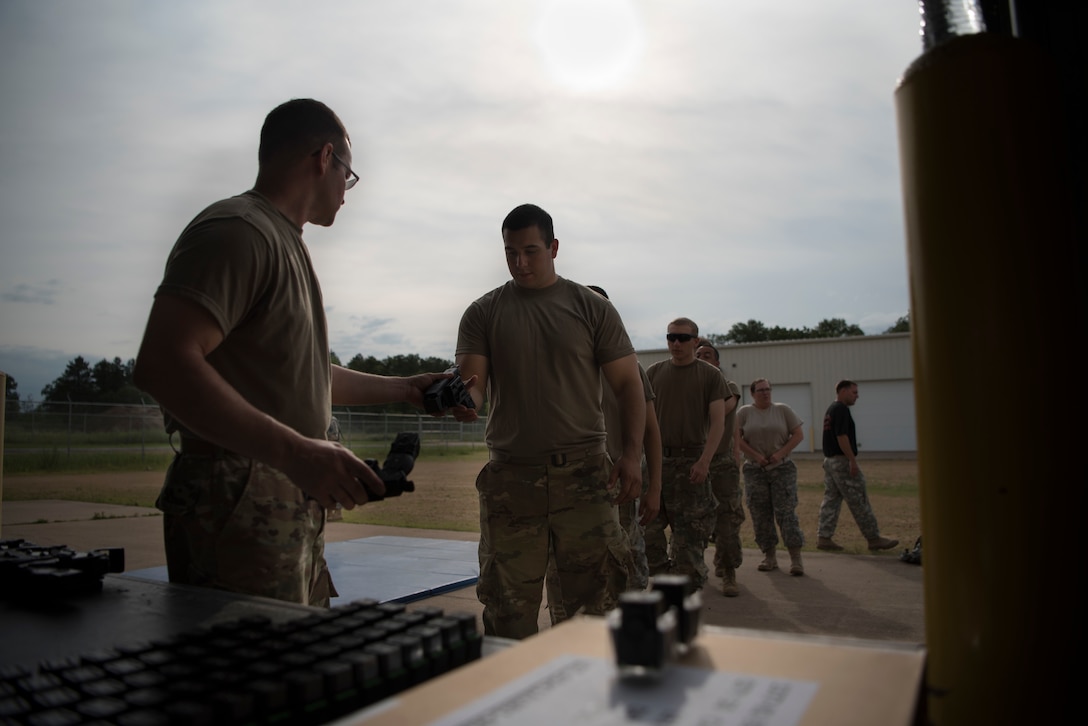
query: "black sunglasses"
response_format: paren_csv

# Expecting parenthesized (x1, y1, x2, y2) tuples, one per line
(666, 333, 696, 343)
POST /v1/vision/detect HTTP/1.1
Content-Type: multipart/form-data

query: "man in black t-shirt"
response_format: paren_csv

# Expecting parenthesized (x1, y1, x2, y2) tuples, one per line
(816, 380, 899, 552)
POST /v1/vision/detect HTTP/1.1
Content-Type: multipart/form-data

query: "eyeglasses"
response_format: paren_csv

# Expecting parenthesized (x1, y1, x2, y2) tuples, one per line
(754, 387, 772, 394)
(666, 333, 696, 343)
(313, 147, 359, 190)
(330, 150, 360, 190)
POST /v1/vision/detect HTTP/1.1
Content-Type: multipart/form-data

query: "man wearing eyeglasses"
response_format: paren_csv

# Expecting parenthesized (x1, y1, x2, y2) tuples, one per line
(134, 99, 449, 607)
(453, 203, 647, 640)
(644, 319, 728, 591)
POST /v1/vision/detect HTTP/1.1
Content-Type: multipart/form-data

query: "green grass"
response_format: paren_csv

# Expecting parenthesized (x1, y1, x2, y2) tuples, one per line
(2, 449, 177, 475)
(1, 438, 486, 475)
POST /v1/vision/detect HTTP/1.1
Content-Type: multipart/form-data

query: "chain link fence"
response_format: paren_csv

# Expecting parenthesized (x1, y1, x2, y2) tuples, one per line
(2, 400, 487, 453)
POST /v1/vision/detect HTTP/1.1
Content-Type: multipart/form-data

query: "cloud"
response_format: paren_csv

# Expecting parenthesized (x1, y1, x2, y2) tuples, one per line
(1, 280, 62, 305)
(1, 0, 921, 391)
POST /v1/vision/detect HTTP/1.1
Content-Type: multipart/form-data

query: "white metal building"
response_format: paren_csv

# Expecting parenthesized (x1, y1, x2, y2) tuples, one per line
(636, 333, 915, 453)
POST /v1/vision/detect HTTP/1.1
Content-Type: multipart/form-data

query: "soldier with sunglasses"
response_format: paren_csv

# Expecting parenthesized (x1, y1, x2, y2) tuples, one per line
(644, 318, 727, 590)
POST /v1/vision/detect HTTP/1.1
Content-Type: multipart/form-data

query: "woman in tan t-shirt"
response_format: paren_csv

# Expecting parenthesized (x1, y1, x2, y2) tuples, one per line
(735, 379, 807, 575)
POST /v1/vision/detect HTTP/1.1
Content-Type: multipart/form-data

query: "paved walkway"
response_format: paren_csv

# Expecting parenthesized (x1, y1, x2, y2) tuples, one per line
(1, 500, 925, 644)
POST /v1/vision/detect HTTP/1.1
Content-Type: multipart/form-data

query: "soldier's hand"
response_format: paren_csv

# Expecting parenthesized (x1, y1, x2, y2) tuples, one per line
(282, 439, 385, 510)
(609, 455, 642, 505)
(403, 372, 451, 412)
(638, 488, 661, 526)
(451, 374, 480, 423)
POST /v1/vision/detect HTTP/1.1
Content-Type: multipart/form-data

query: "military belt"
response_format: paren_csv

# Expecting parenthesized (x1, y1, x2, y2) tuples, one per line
(489, 444, 607, 467)
(179, 436, 234, 457)
(662, 445, 703, 458)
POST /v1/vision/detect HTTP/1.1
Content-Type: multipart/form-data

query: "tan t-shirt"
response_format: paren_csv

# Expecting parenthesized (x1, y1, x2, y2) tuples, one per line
(155, 191, 331, 439)
(456, 277, 634, 457)
(716, 375, 742, 458)
(646, 359, 727, 450)
(736, 403, 804, 466)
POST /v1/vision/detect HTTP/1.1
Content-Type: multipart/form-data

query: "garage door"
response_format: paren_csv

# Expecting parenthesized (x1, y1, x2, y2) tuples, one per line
(853, 380, 916, 452)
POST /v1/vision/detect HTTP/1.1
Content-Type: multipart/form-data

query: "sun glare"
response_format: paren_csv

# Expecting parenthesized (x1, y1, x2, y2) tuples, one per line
(534, 0, 644, 93)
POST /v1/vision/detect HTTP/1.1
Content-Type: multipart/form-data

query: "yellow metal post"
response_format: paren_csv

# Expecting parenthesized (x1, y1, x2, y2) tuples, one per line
(896, 33, 1081, 722)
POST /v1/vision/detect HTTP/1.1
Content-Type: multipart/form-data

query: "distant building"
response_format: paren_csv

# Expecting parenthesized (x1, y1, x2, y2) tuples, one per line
(637, 333, 915, 453)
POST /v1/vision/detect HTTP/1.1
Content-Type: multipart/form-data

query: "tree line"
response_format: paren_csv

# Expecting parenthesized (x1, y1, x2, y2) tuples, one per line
(708, 314, 909, 345)
(6, 357, 143, 414)
(6, 352, 456, 416)
(6, 313, 909, 413)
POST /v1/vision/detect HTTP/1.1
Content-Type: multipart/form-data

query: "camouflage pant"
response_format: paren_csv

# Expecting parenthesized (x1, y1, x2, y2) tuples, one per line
(618, 456, 650, 590)
(743, 459, 804, 552)
(617, 498, 648, 590)
(709, 454, 745, 575)
(643, 456, 717, 589)
(477, 453, 629, 640)
(156, 452, 335, 607)
(818, 456, 881, 540)
(546, 459, 647, 619)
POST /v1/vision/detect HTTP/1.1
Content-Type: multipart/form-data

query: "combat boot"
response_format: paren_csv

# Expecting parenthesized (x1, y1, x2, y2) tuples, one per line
(721, 567, 739, 597)
(757, 549, 778, 572)
(817, 536, 843, 551)
(868, 536, 900, 551)
(788, 547, 804, 576)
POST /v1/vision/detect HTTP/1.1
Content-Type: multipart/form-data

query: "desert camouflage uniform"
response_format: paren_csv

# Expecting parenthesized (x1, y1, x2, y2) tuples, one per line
(743, 460, 805, 552)
(643, 454, 718, 589)
(644, 515, 669, 577)
(709, 452, 745, 575)
(157, 452, 335, 606)
(477, 453, 628, 640)
(818, 456, 881, 540)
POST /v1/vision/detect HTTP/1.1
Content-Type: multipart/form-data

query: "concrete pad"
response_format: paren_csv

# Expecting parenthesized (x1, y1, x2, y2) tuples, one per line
(0, 500, 926, 643)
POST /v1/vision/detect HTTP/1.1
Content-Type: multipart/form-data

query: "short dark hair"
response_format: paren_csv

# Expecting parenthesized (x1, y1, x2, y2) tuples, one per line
(836, 379, 857, 392)
(258, 99, 349, 165)
(586, 285, 609, 299)
(750, 377, 770, 394)
(502, 204, 554, 247)
(696, 341, 720, 361)
(669, 317, 699, 336)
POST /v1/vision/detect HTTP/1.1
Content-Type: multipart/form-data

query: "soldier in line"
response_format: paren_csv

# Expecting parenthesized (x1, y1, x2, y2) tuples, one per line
(695, 341, 745, 597)
(451, 204, 646, 639)
(545, 286, 662, 619)
(644, 318, 727, 591)
(736, 379, 806, 576)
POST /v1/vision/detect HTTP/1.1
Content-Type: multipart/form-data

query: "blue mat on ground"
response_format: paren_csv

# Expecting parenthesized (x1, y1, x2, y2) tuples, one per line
(120, 536, 480, 605)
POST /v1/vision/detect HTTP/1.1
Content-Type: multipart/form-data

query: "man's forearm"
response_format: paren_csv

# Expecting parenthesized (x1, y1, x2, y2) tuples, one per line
(836, 434, 857, 464)
(617, 382, 647, 460)
(330, 365, 413, 406)
(699, 417, 725, 470)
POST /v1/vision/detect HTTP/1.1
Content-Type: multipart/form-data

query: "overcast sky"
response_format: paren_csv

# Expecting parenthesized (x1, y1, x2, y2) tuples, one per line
(0, 0, 923, 401)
